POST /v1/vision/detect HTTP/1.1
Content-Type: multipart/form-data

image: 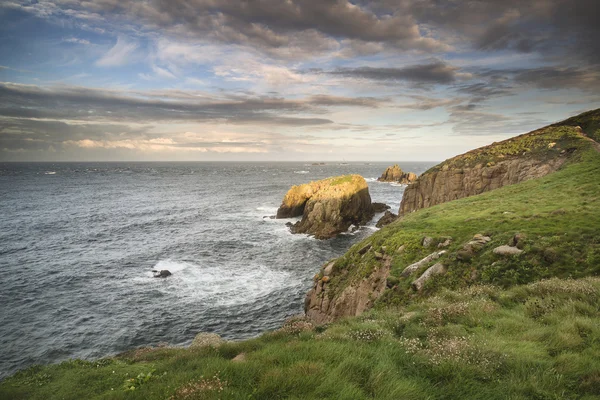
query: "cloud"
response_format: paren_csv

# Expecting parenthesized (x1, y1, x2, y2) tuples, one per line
(96, 36, 139, 67)
(63, 37, 91, 45)
(0, 82, 343, 126)
(513, 67, 600, 91)
(325, 61, 459, 84)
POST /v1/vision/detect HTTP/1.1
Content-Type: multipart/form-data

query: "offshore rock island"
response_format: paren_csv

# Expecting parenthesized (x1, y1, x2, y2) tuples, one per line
(276, 174, 374, 239)
(377, 164, 418, 184)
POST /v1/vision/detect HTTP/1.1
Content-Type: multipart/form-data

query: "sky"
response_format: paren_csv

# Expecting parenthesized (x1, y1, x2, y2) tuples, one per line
(0, 0, 599, 162)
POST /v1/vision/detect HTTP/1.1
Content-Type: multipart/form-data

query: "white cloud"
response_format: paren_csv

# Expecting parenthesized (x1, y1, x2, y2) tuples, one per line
(63, 37, 91, 45)
(96, 36, 138, 67)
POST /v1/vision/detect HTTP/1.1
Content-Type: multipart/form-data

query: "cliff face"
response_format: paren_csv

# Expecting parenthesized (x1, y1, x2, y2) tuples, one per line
(400, 156, 566, 214)
(305, 252, 391, 324)
(277, 175, 374, 239)
(399, 124, 586, 215)
(377, 164, 417, 184)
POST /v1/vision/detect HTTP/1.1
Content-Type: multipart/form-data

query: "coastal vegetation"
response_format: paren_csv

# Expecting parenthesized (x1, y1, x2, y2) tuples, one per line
(2, 109, 599, 399)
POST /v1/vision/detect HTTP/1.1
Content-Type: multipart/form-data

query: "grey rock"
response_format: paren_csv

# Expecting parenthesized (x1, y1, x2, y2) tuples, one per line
(153, 269, 172, 278)
(493, 245, 524, 256)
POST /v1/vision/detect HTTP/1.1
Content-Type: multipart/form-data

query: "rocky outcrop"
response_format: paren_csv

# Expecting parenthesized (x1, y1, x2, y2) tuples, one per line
(376, 211, 397, 228)
(397, 125, 583, 215)
(305, 255, 391, 324)
(152, 269, 171, 278)
(277, 175, 374, 239)
(378, 164, 418, 184)
(371, 202, 390, 213)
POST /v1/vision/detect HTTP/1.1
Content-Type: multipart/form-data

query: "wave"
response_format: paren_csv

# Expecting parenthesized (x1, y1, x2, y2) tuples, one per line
(44, 171, 56, 175)
(294, 170, 309, 174)
(140, 259, 298, 307)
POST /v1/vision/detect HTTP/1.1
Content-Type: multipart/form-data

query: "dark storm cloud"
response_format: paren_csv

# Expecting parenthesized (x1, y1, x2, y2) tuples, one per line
(513, 67, 600, 91)
(408, 0, 600, 64)
(0, 82, 347, 125)
(470, 66, 600, 92)
(7, 0, 600, 66)
(326, 61, 459, 84)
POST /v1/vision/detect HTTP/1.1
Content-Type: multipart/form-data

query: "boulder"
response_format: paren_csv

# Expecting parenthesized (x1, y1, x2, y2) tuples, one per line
(412, 262, 447, 291)
(493, 245, 523, 256)
(371, 202, 390, 213)
(376, 211, 397, 228)
(152, 269, 172, 278)
(190, 332, 224, 348)
(358, 243, 372, 255)
(377, 164, 418, 184)
(277, 175, 374, 239)
(509, 233, 527, 249)
(401, 250, 446, 277)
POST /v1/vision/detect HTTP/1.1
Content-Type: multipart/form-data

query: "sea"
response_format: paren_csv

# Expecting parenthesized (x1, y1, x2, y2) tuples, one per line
(0, 161, 435, 379)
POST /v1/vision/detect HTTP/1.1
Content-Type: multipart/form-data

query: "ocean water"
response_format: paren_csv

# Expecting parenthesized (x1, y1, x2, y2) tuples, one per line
(0, 161, 434, 378)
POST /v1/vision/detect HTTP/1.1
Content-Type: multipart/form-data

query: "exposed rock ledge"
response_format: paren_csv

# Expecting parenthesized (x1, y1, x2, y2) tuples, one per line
(276, 175, 374, 239)
(377, 164, 418, 184)
(305, 255, 391, 324)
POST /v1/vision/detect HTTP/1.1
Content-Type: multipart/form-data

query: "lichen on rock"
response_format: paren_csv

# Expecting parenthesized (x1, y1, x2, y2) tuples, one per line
(276, 174, 374, 239)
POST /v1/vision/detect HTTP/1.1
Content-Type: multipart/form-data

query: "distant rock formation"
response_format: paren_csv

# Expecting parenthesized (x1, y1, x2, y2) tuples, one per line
(276, 175, 374, 239)
(377, 164, 418, 184)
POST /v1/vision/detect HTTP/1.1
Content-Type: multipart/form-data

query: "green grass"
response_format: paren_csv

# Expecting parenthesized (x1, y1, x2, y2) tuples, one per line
(329, 175, 354, 186)
(2, 110, 600, 399)
(554, 108, 600, 143)
(3, 277, 600, 399)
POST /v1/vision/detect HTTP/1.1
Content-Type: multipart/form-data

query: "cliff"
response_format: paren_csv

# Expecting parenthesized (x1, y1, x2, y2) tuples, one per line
(276, 175, 374, 239)
(399, 119, 596, 215)
(377, 164, 417, 184)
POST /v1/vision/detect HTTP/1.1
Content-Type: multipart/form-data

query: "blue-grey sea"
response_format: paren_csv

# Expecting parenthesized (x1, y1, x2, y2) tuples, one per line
(0, 161, 435, 378)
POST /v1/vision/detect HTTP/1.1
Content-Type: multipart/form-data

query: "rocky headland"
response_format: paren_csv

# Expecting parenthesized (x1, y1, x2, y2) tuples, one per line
(305, 111, 599, 324)
(398, 125, 583, 215)
(276, 174, 374, 239)
(377, 164, 418, 184)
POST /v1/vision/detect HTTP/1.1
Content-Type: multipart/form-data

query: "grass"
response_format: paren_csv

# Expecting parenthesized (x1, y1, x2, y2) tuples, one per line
(3, 277, 600, 399)
(2, 110, 600, 399)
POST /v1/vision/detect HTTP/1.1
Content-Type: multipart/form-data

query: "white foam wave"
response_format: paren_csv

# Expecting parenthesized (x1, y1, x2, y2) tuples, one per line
(294, 170, 309, 174)
(256, 206, 278, 213)
(44, 171, 56, 175)
(364, 177, 378, 182)
(142, 259, 297, 307)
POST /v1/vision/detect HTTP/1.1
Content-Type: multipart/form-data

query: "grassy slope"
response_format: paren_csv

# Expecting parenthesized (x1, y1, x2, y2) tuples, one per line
(2, 115, 600, 400)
